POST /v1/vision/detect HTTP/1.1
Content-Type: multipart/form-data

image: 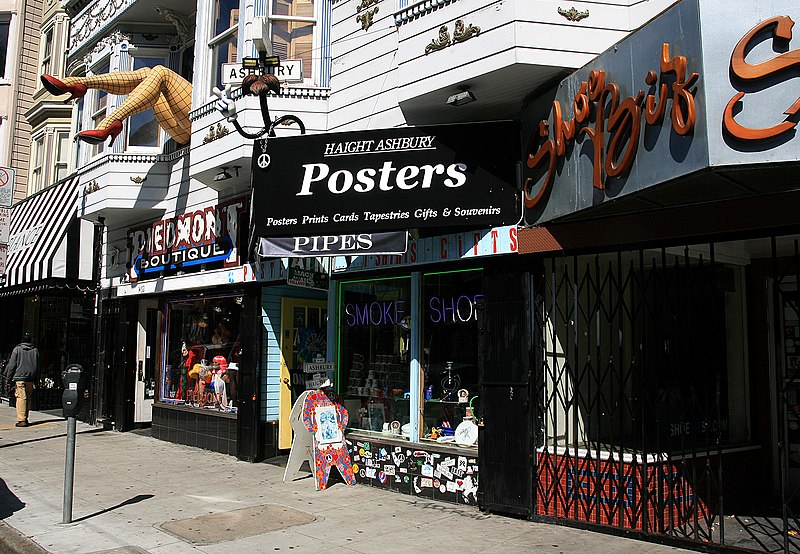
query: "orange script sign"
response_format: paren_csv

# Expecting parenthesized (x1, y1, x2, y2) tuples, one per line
(723, 16, 800, 141)
(525, 44, 699, 209)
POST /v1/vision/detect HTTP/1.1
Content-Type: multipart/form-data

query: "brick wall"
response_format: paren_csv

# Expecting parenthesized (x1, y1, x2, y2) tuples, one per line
(10, 0, 42, 202)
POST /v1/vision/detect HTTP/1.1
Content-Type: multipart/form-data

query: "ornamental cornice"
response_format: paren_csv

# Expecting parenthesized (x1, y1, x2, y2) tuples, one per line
(76, 148, 189, 175)
(68, 0, 136, 54)
(394, 0, 459, 27)
(189, 87, 330, 121)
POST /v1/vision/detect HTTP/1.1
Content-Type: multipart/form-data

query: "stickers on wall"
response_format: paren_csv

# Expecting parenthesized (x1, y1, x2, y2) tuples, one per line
(350, 438, 478, 505)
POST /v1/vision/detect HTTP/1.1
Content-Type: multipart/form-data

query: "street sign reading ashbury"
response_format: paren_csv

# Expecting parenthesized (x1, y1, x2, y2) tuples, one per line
(221, 60, 304, 85)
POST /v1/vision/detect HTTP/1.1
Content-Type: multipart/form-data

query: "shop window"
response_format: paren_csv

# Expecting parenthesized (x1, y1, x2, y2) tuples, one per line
(90, 62, 110, 157)
(161, 295, 243, 413)
(128, 55, 166, 149)
(29, 135, 44, 194)
(338, 277, 411, 436)
(210, 0, 238, 90)
(40, 28, 53, 78)
(539, 248, 750, 455)
(54, 130, 70, 182)
(0, 17, 9, 80)
(270, 0, 315, 81)
(421, 269, 481, 446)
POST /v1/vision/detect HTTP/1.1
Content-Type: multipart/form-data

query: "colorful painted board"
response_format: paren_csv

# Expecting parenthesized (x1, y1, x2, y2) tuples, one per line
(302, 390, 356, 490)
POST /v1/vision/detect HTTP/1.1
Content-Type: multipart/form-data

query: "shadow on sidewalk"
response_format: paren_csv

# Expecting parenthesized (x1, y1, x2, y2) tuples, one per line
(0, 478, 25, 518)
(27, 418, 66, 427)
(0, 427, 106, 449)
(71, 494, 154, 523)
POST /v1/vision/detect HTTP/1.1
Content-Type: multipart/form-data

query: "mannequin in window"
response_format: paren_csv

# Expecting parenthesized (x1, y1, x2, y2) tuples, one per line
(40, 67, 193, 146)
(211, 320, 232, 347)
(175, 340, 195, 402)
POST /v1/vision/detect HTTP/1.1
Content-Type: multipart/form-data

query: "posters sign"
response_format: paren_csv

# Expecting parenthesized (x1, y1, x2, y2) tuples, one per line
(252, 122, 520, 238)
(0, 167, 14, 208)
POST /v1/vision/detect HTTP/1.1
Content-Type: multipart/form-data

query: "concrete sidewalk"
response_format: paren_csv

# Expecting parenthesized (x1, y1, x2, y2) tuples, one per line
(0, 405, 694, 554)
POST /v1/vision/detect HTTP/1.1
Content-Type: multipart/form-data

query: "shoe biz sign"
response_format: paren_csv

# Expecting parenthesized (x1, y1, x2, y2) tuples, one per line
(252, 122, 520, 239)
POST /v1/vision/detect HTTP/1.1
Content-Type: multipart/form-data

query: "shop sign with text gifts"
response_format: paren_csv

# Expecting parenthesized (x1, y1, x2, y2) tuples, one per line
(252, 122, 520, 238)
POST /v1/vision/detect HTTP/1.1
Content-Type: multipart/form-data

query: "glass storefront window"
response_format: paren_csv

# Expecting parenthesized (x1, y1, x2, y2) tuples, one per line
(421, 269, 481, 446)
(161, 295, 243, 413)
(338, 277, 411, 437)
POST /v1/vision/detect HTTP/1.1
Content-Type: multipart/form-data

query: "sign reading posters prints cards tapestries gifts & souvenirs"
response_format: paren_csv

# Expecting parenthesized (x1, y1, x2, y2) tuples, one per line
(252, 122, 520, 238)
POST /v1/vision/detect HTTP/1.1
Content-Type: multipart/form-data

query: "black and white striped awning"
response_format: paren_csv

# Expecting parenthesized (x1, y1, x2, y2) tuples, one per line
(2, 176, 94, 289)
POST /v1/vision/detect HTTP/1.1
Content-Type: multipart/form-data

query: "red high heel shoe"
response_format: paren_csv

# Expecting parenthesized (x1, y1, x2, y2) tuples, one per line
(76, 120, 123, 146)
(40, 74, 87, 102)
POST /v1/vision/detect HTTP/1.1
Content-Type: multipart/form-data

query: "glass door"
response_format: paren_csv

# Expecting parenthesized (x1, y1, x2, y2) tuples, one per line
(135, 299, 161, 423)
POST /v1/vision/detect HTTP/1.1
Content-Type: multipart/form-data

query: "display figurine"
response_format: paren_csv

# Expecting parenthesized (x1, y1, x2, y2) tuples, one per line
(211, 354, 228, 409)
(301, 389, 356, 490)
(40, 67, 192, 146)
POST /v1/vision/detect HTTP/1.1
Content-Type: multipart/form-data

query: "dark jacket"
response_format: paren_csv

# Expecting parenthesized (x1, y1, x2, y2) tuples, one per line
(4, 342, 40, 382)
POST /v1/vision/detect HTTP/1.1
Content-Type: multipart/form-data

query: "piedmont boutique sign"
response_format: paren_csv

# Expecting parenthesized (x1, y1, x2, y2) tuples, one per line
(252, 122, 520, 238)
(127, 198, 247, 280)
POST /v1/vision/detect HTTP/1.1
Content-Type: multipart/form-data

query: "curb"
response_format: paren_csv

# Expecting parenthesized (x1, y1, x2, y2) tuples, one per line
(0, 521, 49, 554)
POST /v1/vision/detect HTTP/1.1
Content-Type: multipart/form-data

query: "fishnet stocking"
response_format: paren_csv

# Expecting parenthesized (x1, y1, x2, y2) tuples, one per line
(65, 66, 193, 144)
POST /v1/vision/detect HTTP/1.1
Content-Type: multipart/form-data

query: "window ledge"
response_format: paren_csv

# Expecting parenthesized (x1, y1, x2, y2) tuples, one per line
(0, 79, 11, 86)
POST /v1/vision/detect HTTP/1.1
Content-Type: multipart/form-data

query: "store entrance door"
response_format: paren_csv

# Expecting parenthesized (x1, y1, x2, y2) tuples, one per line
(478, 266, 533, 517)
(279, 298, 328, 450)
(134, 300, 160, 423)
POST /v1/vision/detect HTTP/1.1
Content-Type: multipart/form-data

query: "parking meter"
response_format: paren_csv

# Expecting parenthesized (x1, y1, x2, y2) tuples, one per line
(62, 364, 86, 418)
(61, 363, 85, 524)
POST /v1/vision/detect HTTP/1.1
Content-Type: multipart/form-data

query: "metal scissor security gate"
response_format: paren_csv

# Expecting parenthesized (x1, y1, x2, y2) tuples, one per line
(771, 237, 800, 554)
(531, 237, 800, 552)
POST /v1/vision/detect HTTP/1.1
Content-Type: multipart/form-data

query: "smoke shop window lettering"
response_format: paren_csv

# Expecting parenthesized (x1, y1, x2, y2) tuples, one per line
(421, 270, 482, 445)
(339, 277, 411, 436)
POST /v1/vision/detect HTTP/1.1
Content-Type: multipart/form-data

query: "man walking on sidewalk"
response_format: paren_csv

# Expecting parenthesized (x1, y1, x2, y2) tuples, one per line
(4, 332, 40, 427)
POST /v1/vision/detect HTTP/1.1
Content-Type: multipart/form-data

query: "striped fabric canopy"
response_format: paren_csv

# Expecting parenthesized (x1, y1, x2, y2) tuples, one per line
(3, 177, 80, 288)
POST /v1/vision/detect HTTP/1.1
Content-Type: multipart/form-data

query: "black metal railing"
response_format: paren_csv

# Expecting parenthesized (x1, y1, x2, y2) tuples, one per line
(531, 236, 800, 552)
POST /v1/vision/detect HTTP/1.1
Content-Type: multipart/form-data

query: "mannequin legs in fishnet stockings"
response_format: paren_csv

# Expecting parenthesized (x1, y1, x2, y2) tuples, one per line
(56, 66, 192, 144)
